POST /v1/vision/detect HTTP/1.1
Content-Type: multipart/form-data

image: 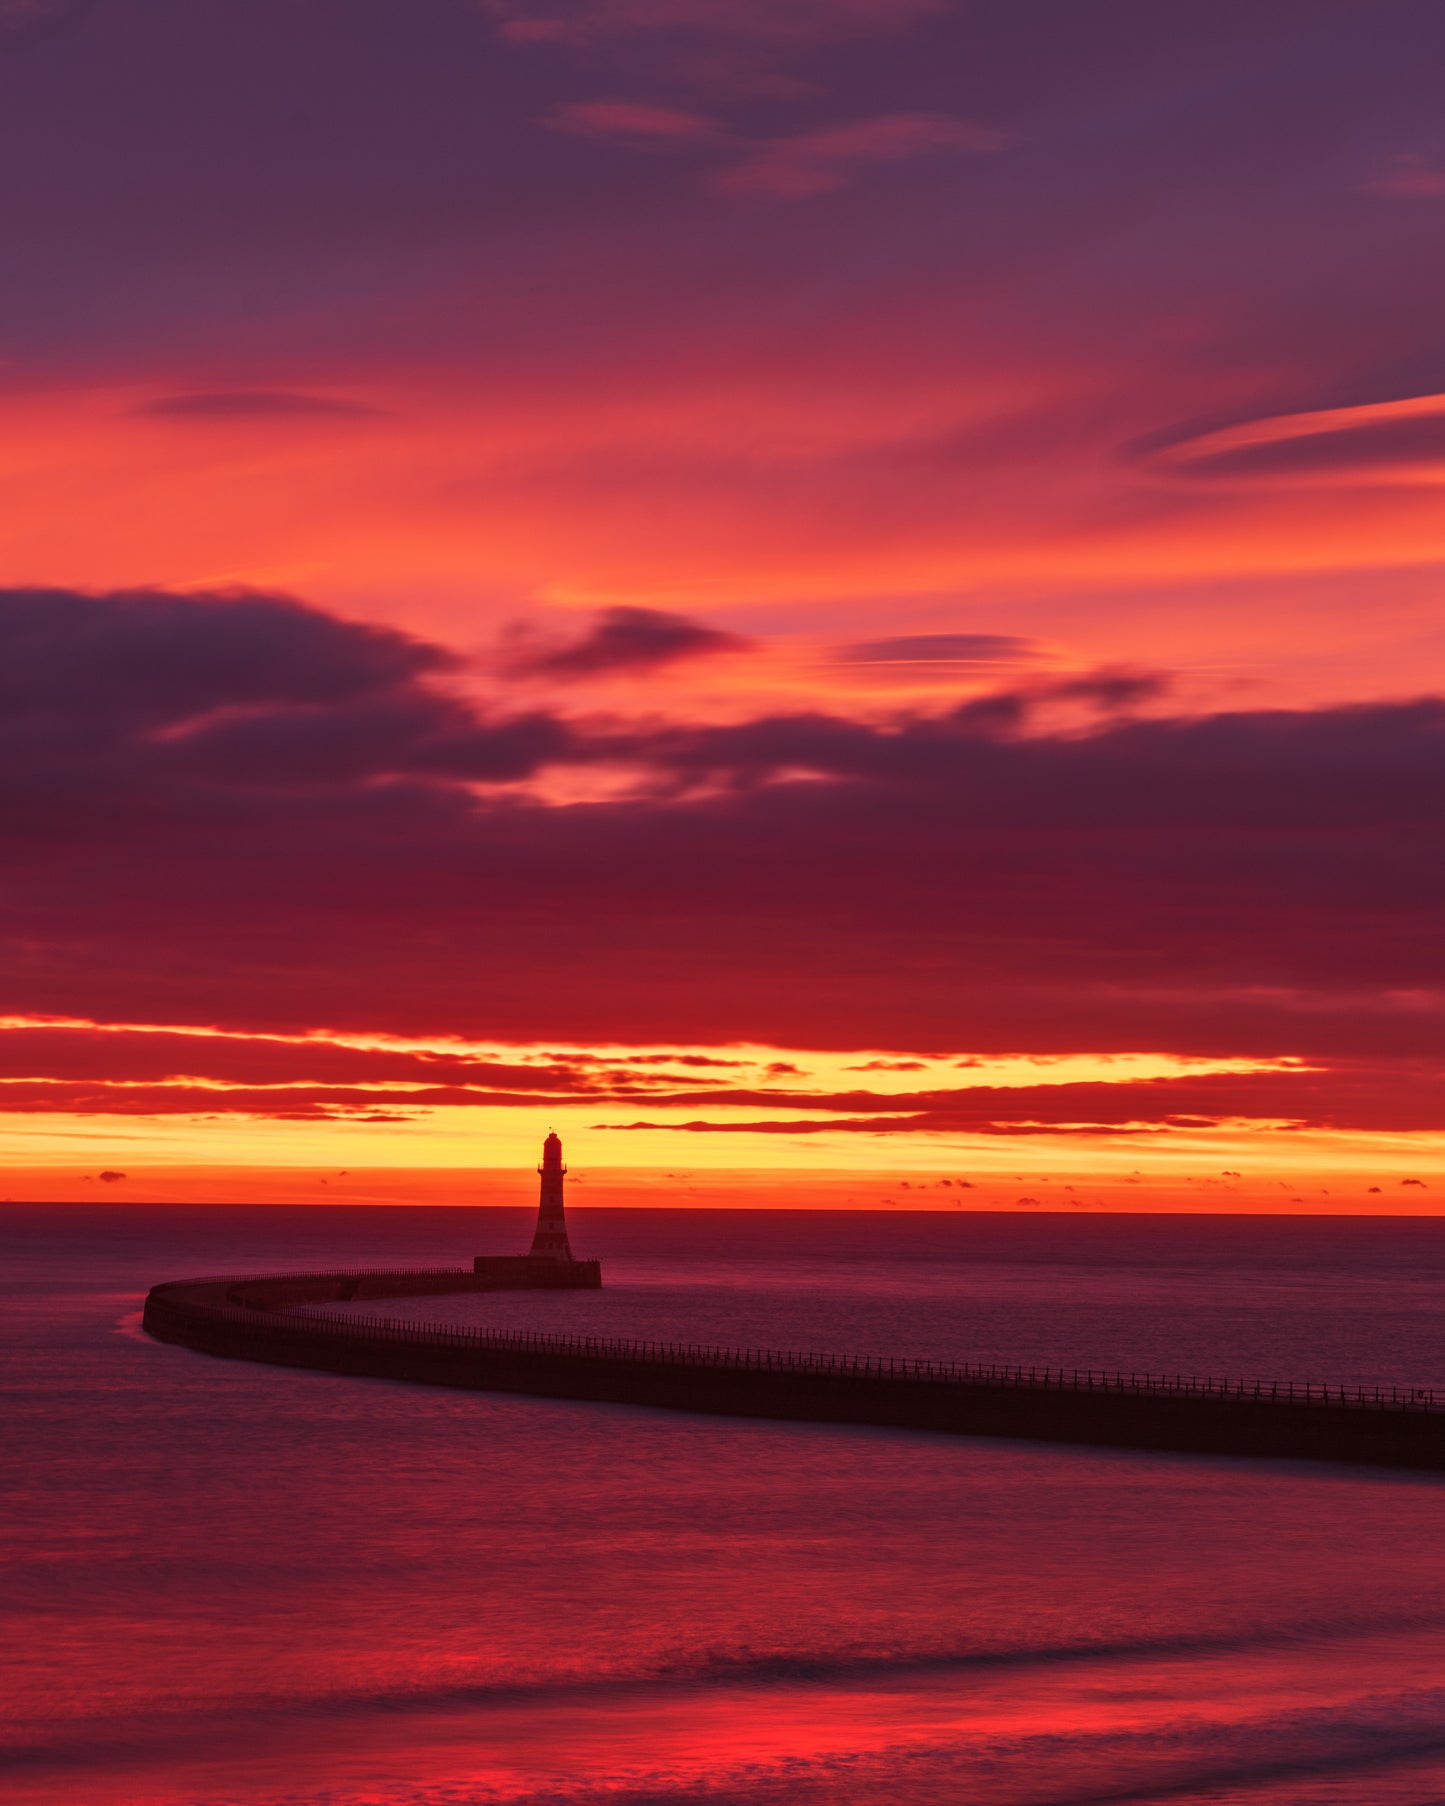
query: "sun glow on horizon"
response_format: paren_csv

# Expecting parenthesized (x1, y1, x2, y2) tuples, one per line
(0, 1013, 1433, 1205)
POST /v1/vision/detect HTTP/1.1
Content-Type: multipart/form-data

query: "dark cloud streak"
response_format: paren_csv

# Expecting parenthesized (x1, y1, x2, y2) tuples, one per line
(0, 0, 93, 49)
(135, 392, 386, 422)
(513, 605, 750, 680)
(0, 587, 1440, 1058)
(834, 633, 1038, 667)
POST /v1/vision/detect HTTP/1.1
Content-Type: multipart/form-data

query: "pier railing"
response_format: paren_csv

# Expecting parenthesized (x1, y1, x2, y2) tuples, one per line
(151, 1273, 1445, 1414)
(296, 1315, 1443, 1410)
(164, 1267, 479, 1287)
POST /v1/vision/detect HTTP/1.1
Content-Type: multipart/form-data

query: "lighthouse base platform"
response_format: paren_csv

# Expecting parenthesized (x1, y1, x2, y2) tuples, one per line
(472, 1254, 602, 1288)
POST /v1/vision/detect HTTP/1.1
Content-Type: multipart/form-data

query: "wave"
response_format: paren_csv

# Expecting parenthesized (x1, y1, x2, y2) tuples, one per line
(16, 1697, 1445, 1806)
(10, 1606, 1445, 1784)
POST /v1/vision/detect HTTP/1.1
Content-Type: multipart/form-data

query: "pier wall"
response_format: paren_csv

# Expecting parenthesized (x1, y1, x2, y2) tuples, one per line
(225, 1259, 600, 1311)
(142, 1271, 1445, 1473)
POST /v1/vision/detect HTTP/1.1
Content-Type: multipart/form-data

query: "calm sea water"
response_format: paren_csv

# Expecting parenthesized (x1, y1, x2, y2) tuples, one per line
(8, 1204, 1445, 1806)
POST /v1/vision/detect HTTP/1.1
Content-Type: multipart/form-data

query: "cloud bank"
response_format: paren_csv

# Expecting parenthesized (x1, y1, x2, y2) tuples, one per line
(0, 587, 1438, 1072)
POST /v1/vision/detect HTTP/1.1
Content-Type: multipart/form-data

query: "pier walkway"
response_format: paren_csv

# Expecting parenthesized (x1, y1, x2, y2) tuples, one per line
(143, 1267, 1445, 1472)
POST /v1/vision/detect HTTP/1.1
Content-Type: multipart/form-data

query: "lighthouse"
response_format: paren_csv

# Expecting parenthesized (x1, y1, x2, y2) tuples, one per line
(473, 1133, 599, 1284)
(530, 1131, 575, 1259)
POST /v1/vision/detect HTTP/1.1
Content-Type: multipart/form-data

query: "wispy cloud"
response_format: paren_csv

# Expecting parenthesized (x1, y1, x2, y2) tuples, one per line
(542, 99, 1002, 199)
(506, 605, 750, 680)
(834, 634, 1039, 669)
(1359, 153, 1445, 199)
(0, 0, 91, 47)
(134, 391, 386, 423)
(715, 112, 1005, 198)
(0, 1012, 1411, 1142)
(483, 1, 941, 49)
(546, 100, 720, 144)
(1148, 392, 1445, 485)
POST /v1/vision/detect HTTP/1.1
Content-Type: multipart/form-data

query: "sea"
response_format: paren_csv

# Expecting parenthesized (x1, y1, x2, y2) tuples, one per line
(9, 1204, 1445, 1806)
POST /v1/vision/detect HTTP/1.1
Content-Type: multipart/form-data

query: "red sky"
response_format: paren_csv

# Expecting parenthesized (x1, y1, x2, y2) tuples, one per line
(1, 0, 1442, 1203)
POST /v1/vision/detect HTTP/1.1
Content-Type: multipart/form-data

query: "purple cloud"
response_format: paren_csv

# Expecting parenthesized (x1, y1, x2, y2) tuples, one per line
(716, 113, 1005, 199)
(0, 0, 92, 47)
(1360, 153, 1445, 198)
(135, 392, 385, 422)
(0, 587, 1441, 1062)
(513, 606, 750, 679)
(546, 100, 720, 143)
(834, 634, 1039, 668)
(1148, 395, 1445, 484)
(483, 1, 941, 49)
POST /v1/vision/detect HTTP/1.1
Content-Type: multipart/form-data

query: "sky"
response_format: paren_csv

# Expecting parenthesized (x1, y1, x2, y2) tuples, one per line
(1, 0, 1444, 1205)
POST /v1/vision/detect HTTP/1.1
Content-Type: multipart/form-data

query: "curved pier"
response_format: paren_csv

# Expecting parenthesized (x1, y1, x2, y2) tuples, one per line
(143, 1267, 1445, 1472)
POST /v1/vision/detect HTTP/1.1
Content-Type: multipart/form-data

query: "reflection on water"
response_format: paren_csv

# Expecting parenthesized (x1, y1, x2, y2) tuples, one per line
(8, 1205, 1445, 1805)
